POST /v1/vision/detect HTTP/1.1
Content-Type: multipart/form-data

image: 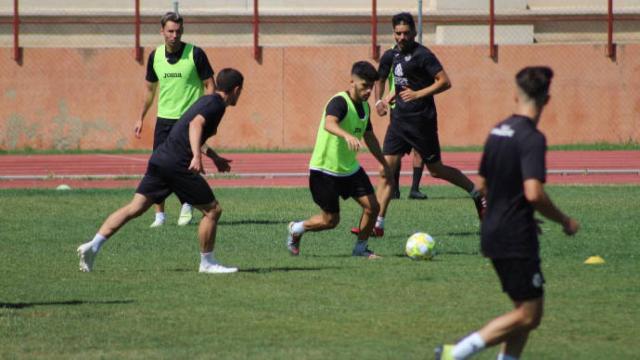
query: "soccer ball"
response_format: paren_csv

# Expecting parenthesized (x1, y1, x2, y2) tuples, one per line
(405, 232, 436, 260)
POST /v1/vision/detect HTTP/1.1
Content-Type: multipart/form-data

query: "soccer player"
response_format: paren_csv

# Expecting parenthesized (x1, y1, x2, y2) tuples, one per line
(286, 61, 393, 259)
(134, 11, 215, 228)
(371, 12, 486, 237)
(435, 66, 580, 360)
(77, 68, 244, 274)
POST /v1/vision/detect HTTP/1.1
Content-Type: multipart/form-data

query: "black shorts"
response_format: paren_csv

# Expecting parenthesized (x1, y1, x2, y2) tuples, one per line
(153, 118, 177, 150)
(136, 163, 215, 206)
(383, 111, 441, 164)
(491, 258, 545, 302)
(309, 168, 374, 213)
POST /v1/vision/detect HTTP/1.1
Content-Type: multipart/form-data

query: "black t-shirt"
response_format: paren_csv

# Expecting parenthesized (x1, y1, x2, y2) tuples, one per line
(479, 115, 547, 259)
(325, 95, 372, 132)
(145, 43, 214, 83)
(150, 94, 226, 169)
(378, 42, 443, 118)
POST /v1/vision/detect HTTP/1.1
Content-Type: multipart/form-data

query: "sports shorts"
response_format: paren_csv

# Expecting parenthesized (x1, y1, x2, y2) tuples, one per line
(383, 111, 441, 164)
(153, 118, 177, 150)
(309, 167, 374, 213)
(491, 257, 545, 302)
(136, 163, 215, 206)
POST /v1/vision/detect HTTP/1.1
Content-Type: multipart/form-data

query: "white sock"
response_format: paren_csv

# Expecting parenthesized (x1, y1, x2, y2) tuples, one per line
(200, 251, 216, 266)
(155, 212, 166, 221)
(453, 332, 486, 359)
(291, 221, 305, 235)
(89, 233, 108, 253)
(497, 353, 518, 360)
(375, 216, 385, 228)
(181, 203, 192, 212)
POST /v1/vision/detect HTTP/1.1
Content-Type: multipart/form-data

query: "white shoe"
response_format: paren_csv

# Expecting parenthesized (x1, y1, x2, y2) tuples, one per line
(77, 242, 97, 272)
(198, 263, 238, 274)
(150, 218, 165, 228)
(177, 206, 193, 226)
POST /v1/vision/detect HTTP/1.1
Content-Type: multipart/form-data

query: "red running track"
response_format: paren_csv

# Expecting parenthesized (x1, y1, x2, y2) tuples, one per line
(0, 151, 638, 189)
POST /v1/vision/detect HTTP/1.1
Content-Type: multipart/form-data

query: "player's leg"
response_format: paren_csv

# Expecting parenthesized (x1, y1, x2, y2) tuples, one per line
(392, 158, 401, 199)
(375, 154, 401, 223)
(77, 193, 155, 272)
(408, 150, 427, 199)
(352, 193, 381, 259)
(287, 170, 341, 255)
(149, 118, 173, 228)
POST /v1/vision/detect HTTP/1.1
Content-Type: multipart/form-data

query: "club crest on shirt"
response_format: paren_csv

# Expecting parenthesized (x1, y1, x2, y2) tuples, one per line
(404, 55, 412, 61)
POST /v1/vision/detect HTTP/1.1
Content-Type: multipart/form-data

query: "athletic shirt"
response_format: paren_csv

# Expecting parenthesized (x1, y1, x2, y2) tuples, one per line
(378, 42, 443, 118)
(479, 115, 547, 259)
(150, 94, 226, 169)
(309, 92, 371, 176)
(149, 43, 211, 120)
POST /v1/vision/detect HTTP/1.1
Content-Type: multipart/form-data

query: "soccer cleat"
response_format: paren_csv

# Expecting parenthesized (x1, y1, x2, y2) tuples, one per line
(352, 247, 382, 260)
(473, 195, 487, 220)
(199, 263, 238, 274)
(408, 189, 428, 200)
(434, 344, 455, 360)
(177, 206, 193, 226)
(350, 226, 384, 237)
(286, 222, 302, 256)
(77, 242, 97, 272)
(149, 218, 165, 228)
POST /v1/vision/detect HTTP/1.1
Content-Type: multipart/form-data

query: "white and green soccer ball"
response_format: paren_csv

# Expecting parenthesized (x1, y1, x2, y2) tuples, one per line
(405, 232, 436, 260)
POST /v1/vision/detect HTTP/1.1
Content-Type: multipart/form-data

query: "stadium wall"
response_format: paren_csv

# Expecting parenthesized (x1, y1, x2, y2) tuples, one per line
(1, 44, 638, 151)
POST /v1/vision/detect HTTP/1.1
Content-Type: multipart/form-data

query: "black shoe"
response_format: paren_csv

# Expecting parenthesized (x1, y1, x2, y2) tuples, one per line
(408, 190, 428, 200)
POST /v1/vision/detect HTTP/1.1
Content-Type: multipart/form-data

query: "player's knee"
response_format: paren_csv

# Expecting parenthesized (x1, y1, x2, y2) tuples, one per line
(323, 213, 340, 229)
(516, 307, 542, 331)
(202, 203, 222, 221)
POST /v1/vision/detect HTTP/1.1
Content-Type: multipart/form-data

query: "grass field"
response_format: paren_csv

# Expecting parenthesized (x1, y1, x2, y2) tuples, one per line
(1, 185, 639, 359)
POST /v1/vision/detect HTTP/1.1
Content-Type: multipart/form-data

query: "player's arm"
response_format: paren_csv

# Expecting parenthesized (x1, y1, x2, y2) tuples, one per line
(524, 178, 579, 235)
(135, 81, 158, 138)
(324, 115, 362, 152)
(188, 115, 206, 174)
(203, 146, 232, 173)
(399, 69, 451, 103)
(363, 129, 393, 186)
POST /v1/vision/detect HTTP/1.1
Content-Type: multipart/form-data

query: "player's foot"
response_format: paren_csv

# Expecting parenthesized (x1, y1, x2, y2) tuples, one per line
(77, 242, 97, 272)
(352, 247, 382, 260)
(287, 222, 302, 256)
(199, 263, 238, 274)
(177, 206, 193, 226)
(408, 189, 428, 200)
(350, 226, 384, 237)
(434, 344, 455, 360)
(149, 218, 165, 228)
(473, 195, 487, 220)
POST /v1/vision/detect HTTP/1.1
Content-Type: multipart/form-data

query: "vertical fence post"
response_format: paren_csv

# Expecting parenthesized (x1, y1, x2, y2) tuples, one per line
(13, 0, 20, 62)
(417, 0, 423, 44)
(489, 0, 496, 60)
(607, 0, 615, 59)
(134, 0, 142, 62)
(371, 0, 379, 60)
(253, 0, 260, 61)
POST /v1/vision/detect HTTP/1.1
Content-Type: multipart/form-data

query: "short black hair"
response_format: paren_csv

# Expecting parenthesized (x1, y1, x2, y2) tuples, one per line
(516, 66, 554, 102)
(216, 68, 244, 92)
(161, 12, 183, 28)
(351, 61, 378, 83)
(392, 12, 416, 32)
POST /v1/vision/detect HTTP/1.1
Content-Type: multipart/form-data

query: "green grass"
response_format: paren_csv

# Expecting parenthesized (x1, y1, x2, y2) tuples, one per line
(1, 185, 638, 359)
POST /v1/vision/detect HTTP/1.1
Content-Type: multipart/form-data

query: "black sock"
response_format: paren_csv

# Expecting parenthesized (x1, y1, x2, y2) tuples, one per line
(411, 167, 423, 192)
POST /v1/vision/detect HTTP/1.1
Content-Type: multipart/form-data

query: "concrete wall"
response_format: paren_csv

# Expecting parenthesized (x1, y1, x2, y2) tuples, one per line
(1, 44, 639, 151)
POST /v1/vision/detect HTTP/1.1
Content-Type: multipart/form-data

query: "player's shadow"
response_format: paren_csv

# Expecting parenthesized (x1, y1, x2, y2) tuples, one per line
(0, 299, 134, 309)
(218, 219, 285, 226)
(240, 266, 344, 273)
(444, 231, 480, 237)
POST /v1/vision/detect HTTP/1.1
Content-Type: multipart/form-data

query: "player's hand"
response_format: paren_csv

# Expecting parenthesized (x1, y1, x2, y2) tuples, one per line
(562, 217, 579, 236)
(375, 100, 388, 116)
(134, 120, 143, 139)
(213, 156, 232, 172)
(343, 135, 362, 152)
(188, 156, 204, 174)
(399, 88, 419, 102)
(384, 93, 396, 106)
